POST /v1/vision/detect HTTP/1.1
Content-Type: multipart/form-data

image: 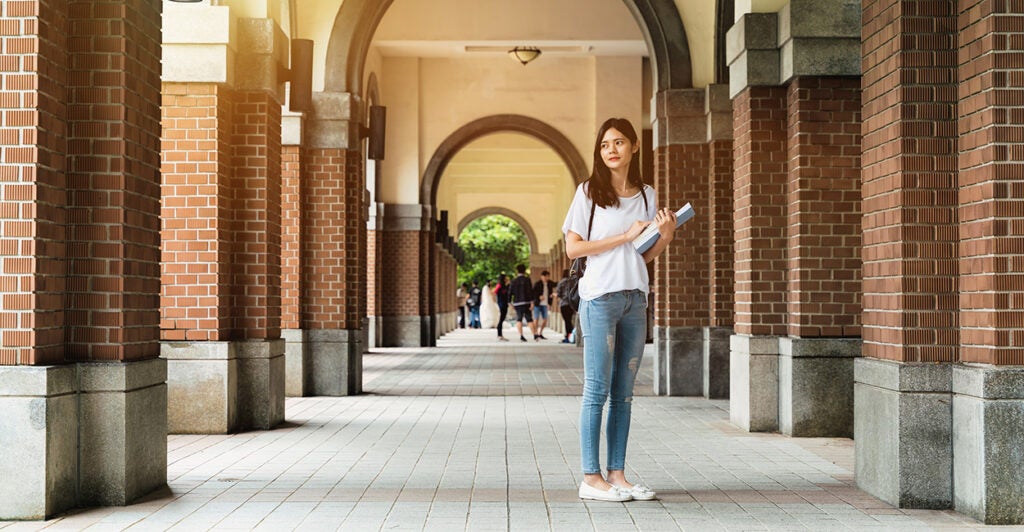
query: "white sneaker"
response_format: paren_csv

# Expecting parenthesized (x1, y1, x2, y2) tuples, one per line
(615, 483, 656, 501)
(578, 481, 632, 502)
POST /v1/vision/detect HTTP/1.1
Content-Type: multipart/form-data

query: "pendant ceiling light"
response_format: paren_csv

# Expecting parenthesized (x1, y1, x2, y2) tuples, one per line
(508, 46, 542, 66)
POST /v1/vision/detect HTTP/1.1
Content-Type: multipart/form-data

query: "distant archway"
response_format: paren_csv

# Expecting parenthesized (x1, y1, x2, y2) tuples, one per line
(420, 114, 586, 206)
(457, 208, 539, 255)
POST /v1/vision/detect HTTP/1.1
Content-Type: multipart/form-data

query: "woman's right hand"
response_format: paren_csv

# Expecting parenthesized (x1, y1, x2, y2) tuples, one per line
(624, 220, 650, 241)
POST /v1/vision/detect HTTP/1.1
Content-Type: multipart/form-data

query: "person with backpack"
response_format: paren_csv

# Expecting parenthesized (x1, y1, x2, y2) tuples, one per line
(508, 264, 537, 342)
(562, 118, 678, 502)
(532, 270, 558, 340)
(555, 268, 575, 344)
(467, 281, 482, 328)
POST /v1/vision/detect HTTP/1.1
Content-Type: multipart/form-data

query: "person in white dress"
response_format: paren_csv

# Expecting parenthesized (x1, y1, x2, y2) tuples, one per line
(479, 280, 501, 328)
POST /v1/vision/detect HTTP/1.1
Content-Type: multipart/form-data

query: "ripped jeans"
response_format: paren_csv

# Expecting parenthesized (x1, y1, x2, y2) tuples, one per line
(579, 289, 647, 474)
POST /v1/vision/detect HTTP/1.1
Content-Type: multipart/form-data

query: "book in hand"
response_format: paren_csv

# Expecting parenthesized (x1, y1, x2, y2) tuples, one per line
(632, 203, 694, 254)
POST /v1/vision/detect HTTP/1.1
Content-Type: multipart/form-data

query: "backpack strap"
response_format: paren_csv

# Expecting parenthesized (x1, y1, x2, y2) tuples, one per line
(640, 185, 648, 212)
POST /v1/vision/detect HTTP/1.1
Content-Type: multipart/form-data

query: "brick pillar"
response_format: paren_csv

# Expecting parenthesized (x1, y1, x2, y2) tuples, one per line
(856, 0, 958, 512)
(651, 89, 711, 397)
(282, 141, 309, 396)
(0, 0, 166, 518)
(953, 0, 1024, 523)
(367, 202, 383, 347)
(380, 204, 431, 347)
(160, 12, 286, 428)
(778, 77, 862, 437)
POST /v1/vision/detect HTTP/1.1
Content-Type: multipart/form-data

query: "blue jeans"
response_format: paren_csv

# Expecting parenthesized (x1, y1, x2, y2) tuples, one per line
(579, 289, 647, 474)
(469, 307, 481, 328)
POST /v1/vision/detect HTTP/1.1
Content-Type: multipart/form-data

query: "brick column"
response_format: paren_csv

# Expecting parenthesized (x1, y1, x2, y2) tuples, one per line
(953, 0, 1024, 523)
(855, 0, 959, 512)
(160, 11, 286, 429)
(651, 89, 711, 397)
(380, 204, 432, 347)
(727, 1, 862, 436)
(367, 202, 383, 348)
(0, 0, 166, 519)
(281, 127, 309, 396)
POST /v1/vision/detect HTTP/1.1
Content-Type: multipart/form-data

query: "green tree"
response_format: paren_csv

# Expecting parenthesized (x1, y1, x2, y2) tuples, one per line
(457, 215, 530, 287)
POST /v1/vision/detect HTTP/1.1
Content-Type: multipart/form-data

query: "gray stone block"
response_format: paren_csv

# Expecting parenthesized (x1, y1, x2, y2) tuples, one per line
(703, 327, 731, 399)
(855, 358, 953, 509)
(953, 365, 1024, 524)
(236, 339, 286, 430)
(0, 366, 78, 519)
(310, 329, 362, 396)
(664, 326, 703, 396)
(653, 326, 667, 396)
(780, 37, 860, 83)
(382, 315, 424, 347)
(729, 49, 781, 98)
(726, 12, 778, 64)
(78, 359, 167, 507)
(729, 334, 779, 432)
(779, 0, 861, 40)
(778, 338, 858, 437)
(284, 329, 310, 397)
(162, 341, 237, 434)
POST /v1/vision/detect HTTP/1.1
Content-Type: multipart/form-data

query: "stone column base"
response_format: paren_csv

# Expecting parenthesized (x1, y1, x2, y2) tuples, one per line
(0, 365, 78, 519)
(653, 326, 703, 396)
(703, 327, 731, 399)
(162, 339, 285, 433)
(382, 315, 424, 347)
(0, 359, 168, 519)
(854, 358, 952, 509)
(653, 326, 667, 395)
(779, 337, 859, 437)
(284, 329, 310, 396)
(730, 334, 779, 432)
(953, 364, 1024, 524)
(308, 329, 362, 396)
(78, 359, 168, 506)
(366, 315, 382, 349)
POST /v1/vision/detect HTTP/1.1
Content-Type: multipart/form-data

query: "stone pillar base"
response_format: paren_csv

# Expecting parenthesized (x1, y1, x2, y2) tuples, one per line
(309, 329, 362, 396)
(163, 339, 285, 433)
(366, 315, 382, 349)
(284, 329, 310, 396)
(0, 360, 168, 519)
(235, 339, 285, 430)
(0, 366, 78, 519)
(703, 327, 732, 399)
(854, 358, 952, 509)
(953, 364, 1024, 524)
(78, 359, 168, 506)
(653, 326, 703, 396)
(730, 334, 779, 432)
(653, 326, 666, 395)
(779, 337, 859, 437)
(382, 315, 423, 347)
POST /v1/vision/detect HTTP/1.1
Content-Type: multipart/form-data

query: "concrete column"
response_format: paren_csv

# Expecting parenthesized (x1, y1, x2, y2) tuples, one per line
(308, 330, 362, 396)
(854, 358, 953, 510)
(730, 334, 779, 432)
(779, 338, 858, 437)
(953, 365, 1024, 524)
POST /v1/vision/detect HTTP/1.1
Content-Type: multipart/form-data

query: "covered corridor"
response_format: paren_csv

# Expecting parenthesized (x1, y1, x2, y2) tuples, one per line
(0, 329, 993, 531)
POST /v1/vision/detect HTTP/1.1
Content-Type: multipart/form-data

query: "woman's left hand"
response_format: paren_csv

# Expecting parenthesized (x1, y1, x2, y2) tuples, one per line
(655, 208, 677, 241)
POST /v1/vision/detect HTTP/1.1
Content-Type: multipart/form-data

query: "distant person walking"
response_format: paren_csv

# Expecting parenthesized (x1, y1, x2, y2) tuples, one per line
(508, 264, 537, 342)
(555, 269, 576, 344)
(457, 282, 468, 328)
(467, 281, 482, 329)
(563, 117, 677, 502)
(532, 270, 557, 340)
(494, 274, 510, 341)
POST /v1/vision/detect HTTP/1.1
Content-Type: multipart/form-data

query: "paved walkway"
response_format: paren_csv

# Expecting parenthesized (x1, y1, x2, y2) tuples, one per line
(1, 328, 1015, 531)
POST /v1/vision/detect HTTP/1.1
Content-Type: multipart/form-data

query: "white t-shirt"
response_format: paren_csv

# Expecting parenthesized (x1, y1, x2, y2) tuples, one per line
(561, 182, 657, 301)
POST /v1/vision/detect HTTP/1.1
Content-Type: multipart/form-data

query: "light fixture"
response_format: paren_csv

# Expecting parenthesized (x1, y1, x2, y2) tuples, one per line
(508, 46, 541, 66)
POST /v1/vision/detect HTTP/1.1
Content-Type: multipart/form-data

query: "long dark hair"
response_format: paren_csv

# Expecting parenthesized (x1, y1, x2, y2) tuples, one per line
(586, 117, 644, 209)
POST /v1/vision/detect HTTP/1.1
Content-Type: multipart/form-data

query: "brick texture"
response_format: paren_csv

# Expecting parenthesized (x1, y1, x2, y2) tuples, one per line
(957, 0, 1024, 364)
(709, 138, 735, 327)
(733, 87, 789, 336)
(861, 0, 959, 362)
(281, 144, 302, 330)
(380, 231, 424, 318)
(785, 77, 863, 338)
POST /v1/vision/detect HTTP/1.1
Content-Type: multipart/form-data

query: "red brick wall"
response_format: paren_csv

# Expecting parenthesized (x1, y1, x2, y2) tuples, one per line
(0, 0, 68, 365)
(733, 87, 789, 336)
(861, 0, 959, 362)
(709, 139, 735, 327)
(161, 83, 233, 342)
(230, 91, 281, 340)
(281, 144, 302, 330)
(785, 78, 863, 338)
(380, 231, 423, 317)
(367, 228, 381, 318)
(958, 0, 1024, 364)
(65, 0, 162, 361)
(302, 148, 363, 330)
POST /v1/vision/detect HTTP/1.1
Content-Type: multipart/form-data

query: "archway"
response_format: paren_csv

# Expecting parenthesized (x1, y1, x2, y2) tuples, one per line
(421, 114, 588, 207)
(324, 0, 693, 96)
(458, 207, 539, 255)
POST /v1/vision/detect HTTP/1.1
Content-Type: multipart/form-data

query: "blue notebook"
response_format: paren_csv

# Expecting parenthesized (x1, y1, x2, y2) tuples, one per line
(632, 203, 695, 254)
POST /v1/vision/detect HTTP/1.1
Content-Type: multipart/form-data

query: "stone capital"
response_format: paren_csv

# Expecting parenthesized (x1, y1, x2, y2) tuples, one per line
(381, 203, 431, 232)
(307, 91, 365, 149)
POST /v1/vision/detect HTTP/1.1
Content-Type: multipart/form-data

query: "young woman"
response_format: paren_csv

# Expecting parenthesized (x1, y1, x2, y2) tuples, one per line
(494, 274, 510, 341)
(562, 118, 678, 502)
